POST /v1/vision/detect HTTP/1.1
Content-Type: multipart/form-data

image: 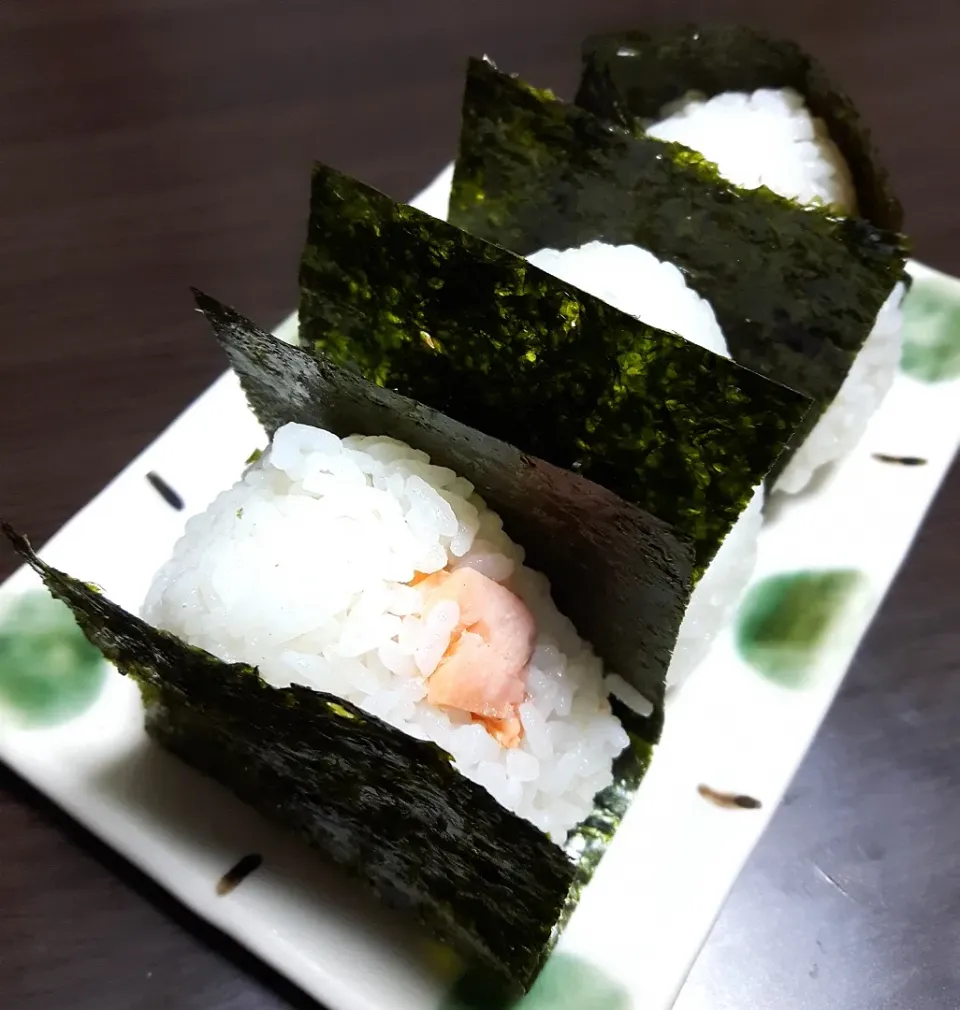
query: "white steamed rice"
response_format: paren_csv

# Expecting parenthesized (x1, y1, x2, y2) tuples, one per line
(646, 87, 858, 215)
(526, 242, 729, 357)
(143, 423, 632, 843)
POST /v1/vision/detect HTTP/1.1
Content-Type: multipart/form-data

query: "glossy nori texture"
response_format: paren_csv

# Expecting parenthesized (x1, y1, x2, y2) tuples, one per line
(3, 524, 573, 992)
(448, 58, 905, 432)
(576, 24, 903, 230)
(196, 291, 690, 712)
(299, 162, 812, 573)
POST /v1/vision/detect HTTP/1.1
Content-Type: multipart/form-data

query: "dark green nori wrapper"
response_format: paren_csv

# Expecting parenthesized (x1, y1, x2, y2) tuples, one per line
(1, 527, 571, 991)
(576, 24, 903, 230)
(447, 58, 905, 444)
(299, 161, 811, 576)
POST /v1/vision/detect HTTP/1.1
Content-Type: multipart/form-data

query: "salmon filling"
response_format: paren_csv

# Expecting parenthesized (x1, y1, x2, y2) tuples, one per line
(415, 568, 535, 747)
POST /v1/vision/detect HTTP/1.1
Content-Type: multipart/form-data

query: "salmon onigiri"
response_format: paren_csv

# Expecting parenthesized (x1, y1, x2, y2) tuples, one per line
(142, 422, 634, 843)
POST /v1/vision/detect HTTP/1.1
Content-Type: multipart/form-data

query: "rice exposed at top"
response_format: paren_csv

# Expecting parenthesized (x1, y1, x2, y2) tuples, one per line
(527, 242, 729, 357)
(647, 88, 858, 215)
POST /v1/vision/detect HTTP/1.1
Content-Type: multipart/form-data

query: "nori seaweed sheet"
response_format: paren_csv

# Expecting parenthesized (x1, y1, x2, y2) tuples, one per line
(576, 24, 903, 230)
(298, 162, 812, 575)
(1, 527, 570, 991)
(447, 57, 906, 441)
(196, 291, 689, 715)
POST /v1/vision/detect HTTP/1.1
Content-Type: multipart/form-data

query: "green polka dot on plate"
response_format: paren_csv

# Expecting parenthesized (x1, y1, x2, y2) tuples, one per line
(900, 276, 960, 383)
(441, 955, 628, 1009)
(735, 570, 865, 689)
(0, 590, 106, 727)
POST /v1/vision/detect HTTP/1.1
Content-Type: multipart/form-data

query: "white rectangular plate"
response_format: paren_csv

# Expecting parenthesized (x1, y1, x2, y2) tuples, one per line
(2, 168, 959, 1010)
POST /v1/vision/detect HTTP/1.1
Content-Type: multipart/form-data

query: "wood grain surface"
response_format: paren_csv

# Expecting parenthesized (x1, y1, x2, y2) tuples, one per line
(1, 2, 958, 1008)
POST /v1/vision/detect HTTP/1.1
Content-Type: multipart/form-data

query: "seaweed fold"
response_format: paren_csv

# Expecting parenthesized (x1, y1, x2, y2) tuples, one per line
(447, 57, 906, 438)
(298, 161, 812, 578)
(576, 24, 903, 230)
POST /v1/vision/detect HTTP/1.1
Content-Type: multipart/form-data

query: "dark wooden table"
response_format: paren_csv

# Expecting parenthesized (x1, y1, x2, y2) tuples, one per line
(2, 2, 958, 1008)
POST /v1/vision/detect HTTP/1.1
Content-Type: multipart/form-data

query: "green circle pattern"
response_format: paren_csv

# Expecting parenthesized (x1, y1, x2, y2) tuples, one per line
(0, 590, 106, 727)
